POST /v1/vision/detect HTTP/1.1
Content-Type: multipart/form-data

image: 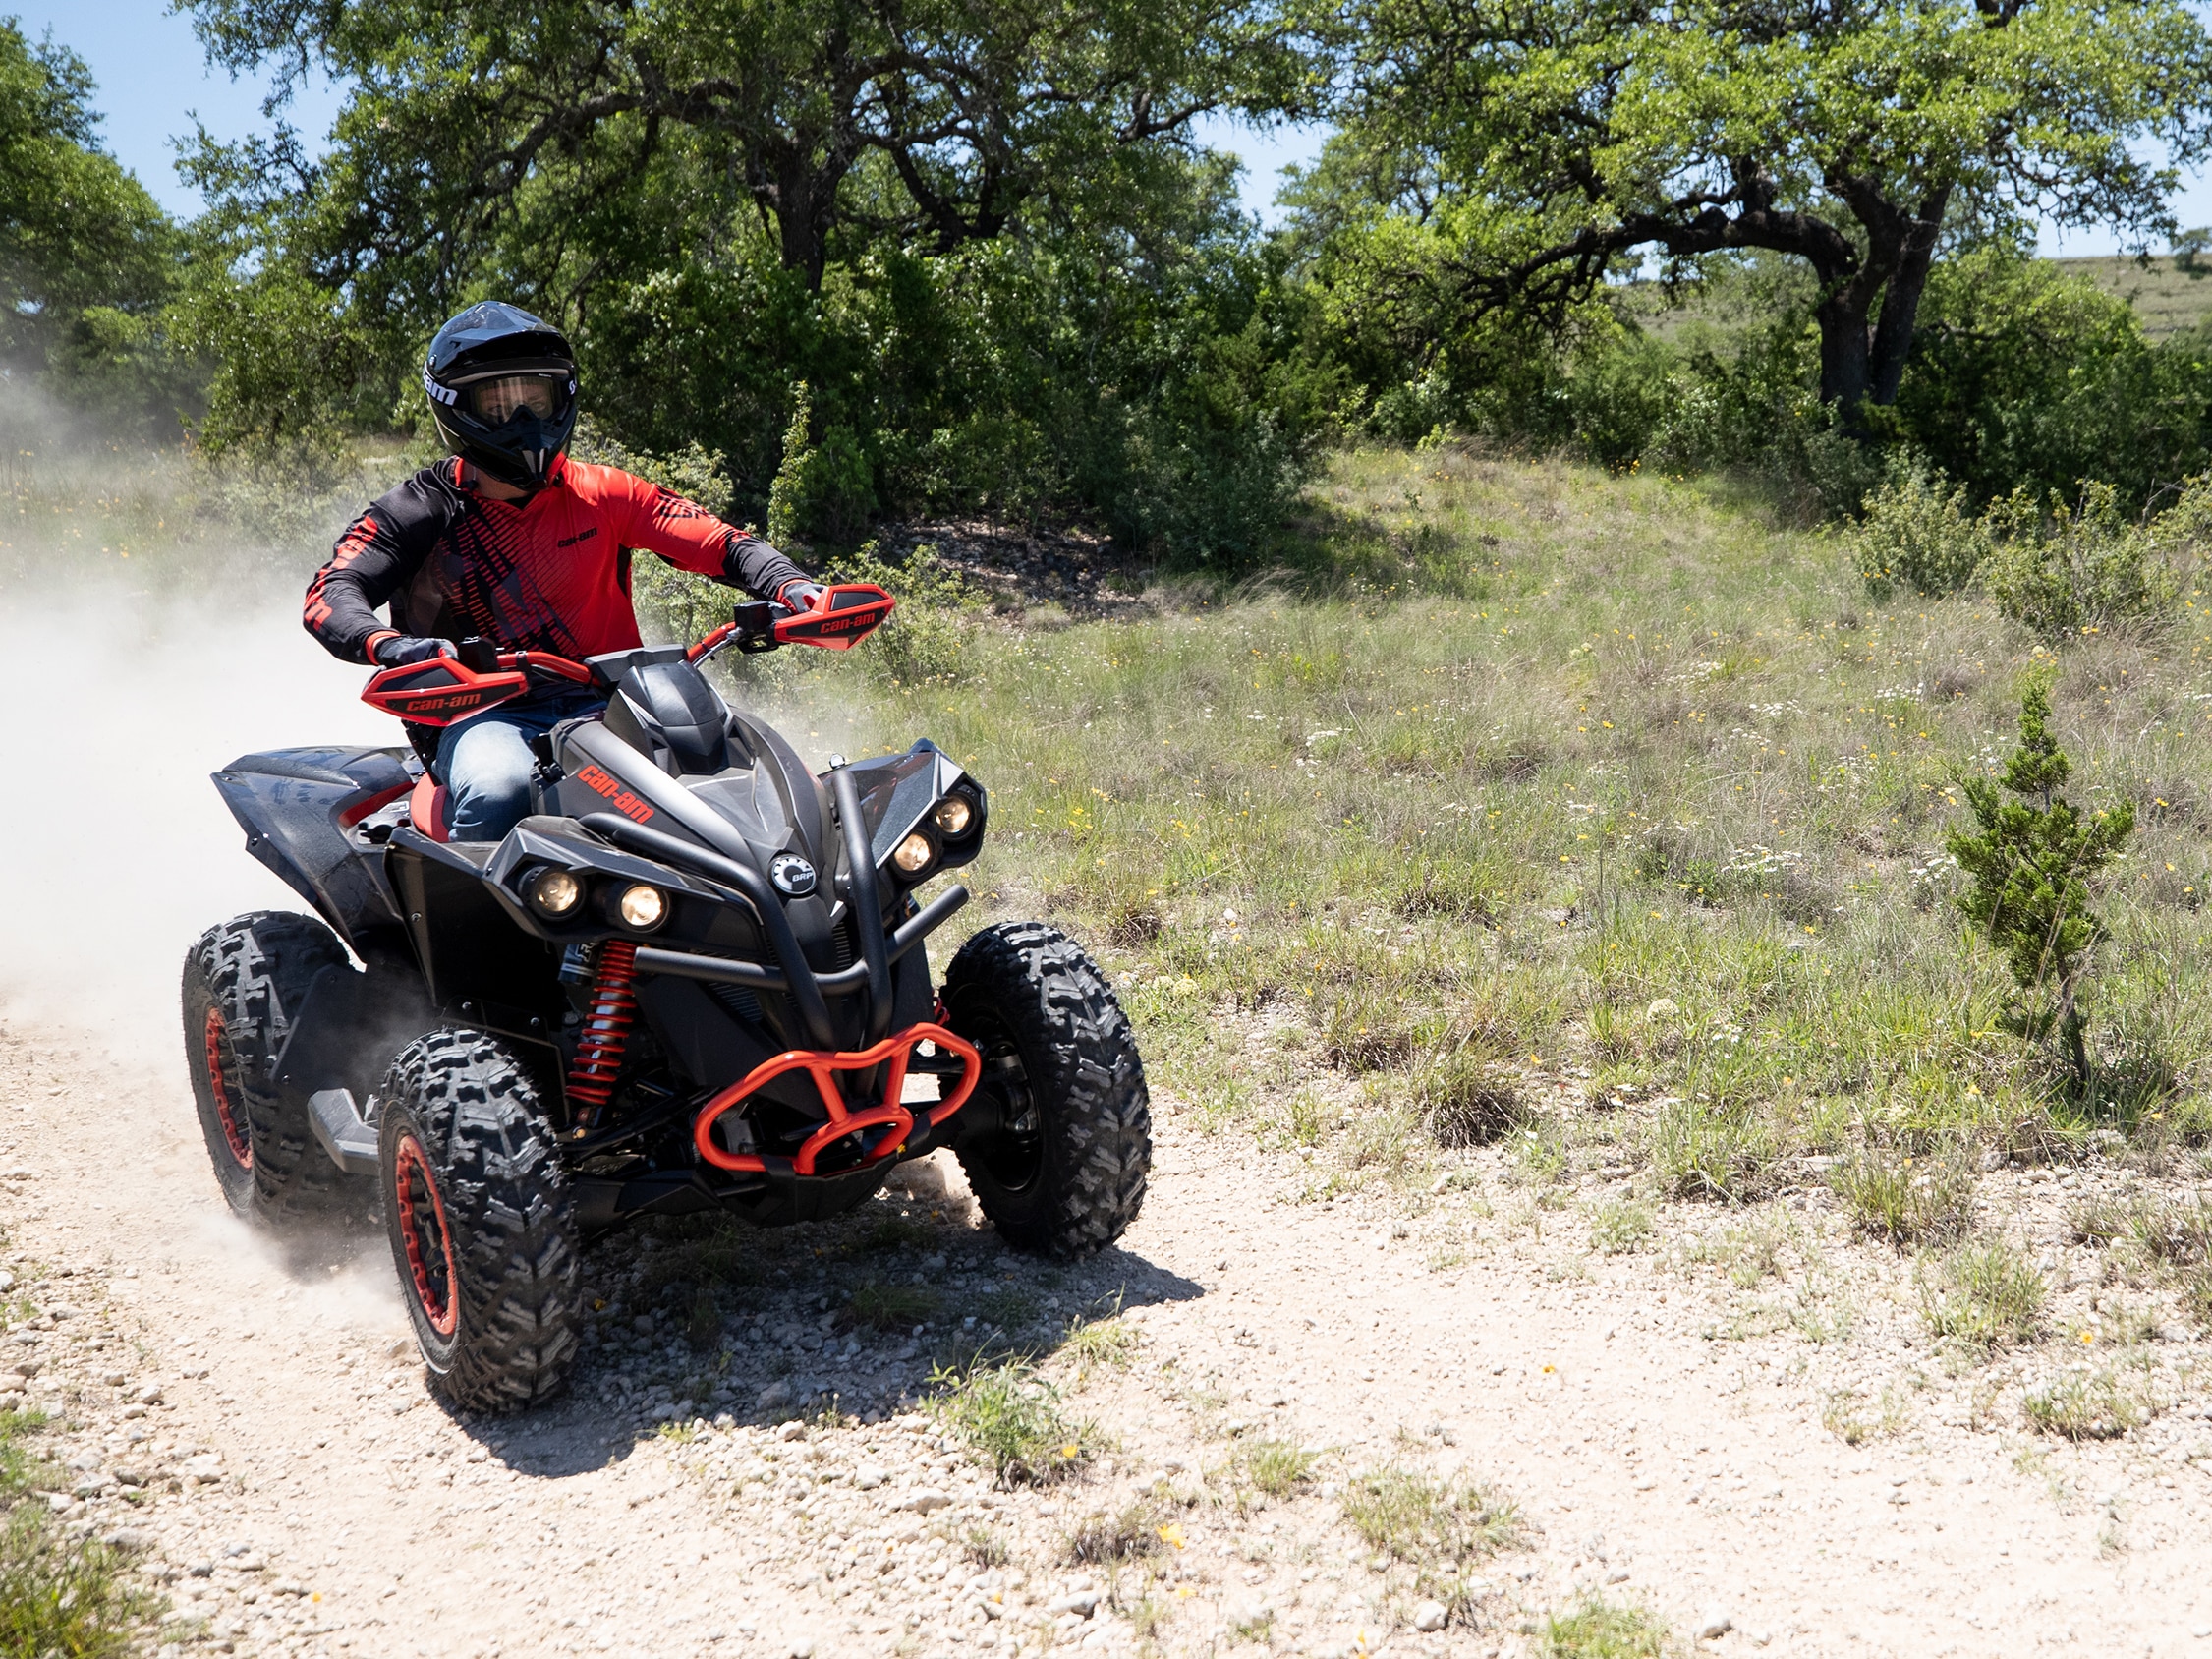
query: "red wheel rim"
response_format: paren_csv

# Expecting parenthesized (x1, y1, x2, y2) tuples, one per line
(202, 1008, 252, 1171)
(393, 1134, 459, 1338)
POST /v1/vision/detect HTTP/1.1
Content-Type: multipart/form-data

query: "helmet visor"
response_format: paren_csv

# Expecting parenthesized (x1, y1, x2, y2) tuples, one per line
(467, 372, 567, 426)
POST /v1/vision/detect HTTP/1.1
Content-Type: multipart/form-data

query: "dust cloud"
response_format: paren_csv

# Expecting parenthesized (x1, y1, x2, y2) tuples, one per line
(0, 564, 388, 1069)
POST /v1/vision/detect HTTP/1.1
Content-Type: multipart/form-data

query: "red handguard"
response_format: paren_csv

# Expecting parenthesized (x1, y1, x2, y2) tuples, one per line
(360, 649, 593, 726)
(774, 583, 895, 651)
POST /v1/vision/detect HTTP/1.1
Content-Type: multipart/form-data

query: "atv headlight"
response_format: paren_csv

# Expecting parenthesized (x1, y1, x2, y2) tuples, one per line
(933, 794, 974, 837)
(528, 867, 583, 918)
(616, 883, 667, 931)
(892, 831, 936, 876)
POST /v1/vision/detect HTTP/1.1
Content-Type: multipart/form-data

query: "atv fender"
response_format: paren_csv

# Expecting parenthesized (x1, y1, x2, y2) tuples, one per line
(213, 747, 415, 947)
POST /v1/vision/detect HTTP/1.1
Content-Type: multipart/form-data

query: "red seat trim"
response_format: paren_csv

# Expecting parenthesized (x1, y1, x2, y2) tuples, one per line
(408, 775, 452, 843)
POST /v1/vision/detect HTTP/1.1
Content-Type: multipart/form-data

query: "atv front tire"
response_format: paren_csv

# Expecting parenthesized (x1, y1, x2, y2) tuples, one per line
(182, 912, 350, 1223)
(943, 922, 1150, 1256)
(377, 1030, 580, 1412)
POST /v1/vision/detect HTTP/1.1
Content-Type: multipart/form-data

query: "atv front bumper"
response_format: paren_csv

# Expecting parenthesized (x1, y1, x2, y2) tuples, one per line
(693, 1020, 982, 1175)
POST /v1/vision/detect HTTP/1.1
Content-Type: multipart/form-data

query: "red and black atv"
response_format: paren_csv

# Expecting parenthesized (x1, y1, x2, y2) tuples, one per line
(182, 587, 1150, 1411)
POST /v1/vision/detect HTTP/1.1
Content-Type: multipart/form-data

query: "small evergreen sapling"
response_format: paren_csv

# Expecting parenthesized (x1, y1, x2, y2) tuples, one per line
(1946, 677, 2133, 1086)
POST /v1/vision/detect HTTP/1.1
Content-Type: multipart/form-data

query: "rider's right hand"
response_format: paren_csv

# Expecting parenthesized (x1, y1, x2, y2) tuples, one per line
(372, 634, 456, 667)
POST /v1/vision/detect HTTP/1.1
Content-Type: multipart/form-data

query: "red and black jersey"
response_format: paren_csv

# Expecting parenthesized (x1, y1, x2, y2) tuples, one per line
(303, 454, 808, 665)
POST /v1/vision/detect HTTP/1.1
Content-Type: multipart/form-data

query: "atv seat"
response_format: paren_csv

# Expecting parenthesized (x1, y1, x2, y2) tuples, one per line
(408, 775, 452, 843)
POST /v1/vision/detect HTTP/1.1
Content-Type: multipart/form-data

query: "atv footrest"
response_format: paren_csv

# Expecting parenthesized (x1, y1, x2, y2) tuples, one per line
(308, 1089, 380, 1176)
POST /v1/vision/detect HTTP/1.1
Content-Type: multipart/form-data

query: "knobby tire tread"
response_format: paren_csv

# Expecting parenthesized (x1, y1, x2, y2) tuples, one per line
(182, 911, 350, 1222)
(379, 1029, 580, 1412)
(946, 921, 1151, 1257)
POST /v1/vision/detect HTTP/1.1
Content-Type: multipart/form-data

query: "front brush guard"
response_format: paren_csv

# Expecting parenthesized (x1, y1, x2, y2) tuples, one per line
(693, 1021, 982, 1175)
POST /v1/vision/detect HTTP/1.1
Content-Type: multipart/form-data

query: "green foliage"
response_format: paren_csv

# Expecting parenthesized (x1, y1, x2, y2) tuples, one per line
(822, 542, 984, 686)
(850, 1282, 938, 1332)
(1327, 0, 2212, 419)
(1980, 482, 2181, 640)
(1588, 1198, 1656, 1255)
(1885, 246, 2212, 513)
(1918, 1240, 2047, 1348)
(0, 1407, 155, 1657)
(173, 0, 1325, 567)
(1948, 678, 2136, 1084)
(1856, 463, 1990, 599)
(767, 381, 874, 551)
(0, 23, 179, 429)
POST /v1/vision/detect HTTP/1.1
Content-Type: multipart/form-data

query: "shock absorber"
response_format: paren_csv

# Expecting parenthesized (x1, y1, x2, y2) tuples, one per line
(565, 940, 639, 1123)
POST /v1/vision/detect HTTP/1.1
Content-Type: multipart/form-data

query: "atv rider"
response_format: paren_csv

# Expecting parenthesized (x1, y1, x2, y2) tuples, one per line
(303, 301, 820, 841)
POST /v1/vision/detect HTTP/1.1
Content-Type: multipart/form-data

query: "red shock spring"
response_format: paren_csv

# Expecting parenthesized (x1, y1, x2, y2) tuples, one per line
(565, 940, 639, 1120)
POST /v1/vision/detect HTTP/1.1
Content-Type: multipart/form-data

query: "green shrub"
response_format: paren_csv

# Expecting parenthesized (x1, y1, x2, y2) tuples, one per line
(822, 541, 983, 686)
(1980, 482, 2179, 641)
(1855, 462, 1989, 599)
(767, 380, 876, 549)
(1947, 676, 2135, 1086)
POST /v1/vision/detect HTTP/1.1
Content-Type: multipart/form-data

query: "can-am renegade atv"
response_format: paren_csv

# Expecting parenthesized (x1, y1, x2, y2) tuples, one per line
(182, 586, 1151, 1411)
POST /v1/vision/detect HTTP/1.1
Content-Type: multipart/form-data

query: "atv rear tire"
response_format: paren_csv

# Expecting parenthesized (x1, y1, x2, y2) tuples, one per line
(182, 911, 350, 1223)
(377, 1029, 580, 1412)
(943, 922, 1150, 1256)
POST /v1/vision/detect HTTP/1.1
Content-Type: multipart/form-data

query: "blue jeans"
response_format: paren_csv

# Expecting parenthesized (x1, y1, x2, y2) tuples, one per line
(434, 691, 606, 842)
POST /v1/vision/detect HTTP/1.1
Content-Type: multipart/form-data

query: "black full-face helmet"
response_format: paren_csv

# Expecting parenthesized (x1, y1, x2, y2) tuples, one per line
(423, 301, 579, 487)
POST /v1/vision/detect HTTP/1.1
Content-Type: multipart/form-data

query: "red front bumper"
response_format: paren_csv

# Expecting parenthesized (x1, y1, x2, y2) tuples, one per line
(692, 1021, 983, 1176)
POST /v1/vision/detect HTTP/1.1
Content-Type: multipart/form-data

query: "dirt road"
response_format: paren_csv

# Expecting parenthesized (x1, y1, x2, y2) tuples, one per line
(5, 1009, 2212, 1659)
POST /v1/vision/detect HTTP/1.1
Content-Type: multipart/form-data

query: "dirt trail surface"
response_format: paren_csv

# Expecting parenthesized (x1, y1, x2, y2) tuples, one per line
(6, 1015, 2212, 1658)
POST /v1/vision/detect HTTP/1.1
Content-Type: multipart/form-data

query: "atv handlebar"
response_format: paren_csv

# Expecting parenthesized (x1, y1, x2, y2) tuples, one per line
(360, 583, 896, 727)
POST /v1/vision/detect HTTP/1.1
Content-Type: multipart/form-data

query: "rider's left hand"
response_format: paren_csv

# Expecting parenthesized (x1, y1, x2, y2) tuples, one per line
(776, 579, 826, 612)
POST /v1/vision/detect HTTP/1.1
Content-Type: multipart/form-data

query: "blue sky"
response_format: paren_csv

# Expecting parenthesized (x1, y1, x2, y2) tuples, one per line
(17, 1, 2209, 251)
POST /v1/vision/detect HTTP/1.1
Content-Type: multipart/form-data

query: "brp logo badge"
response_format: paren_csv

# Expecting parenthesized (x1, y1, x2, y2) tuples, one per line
(770, 852, 818, 897)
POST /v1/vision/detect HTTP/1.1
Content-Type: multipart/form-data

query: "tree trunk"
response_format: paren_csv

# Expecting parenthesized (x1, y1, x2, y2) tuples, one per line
(1813, 284, 1874, 414)
(1866, 187, 1953, 406)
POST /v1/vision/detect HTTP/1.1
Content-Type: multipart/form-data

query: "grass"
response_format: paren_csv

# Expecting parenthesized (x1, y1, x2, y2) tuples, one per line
(39, 431, 2212, 1303)
(1822, 1384, 1911, 1445)
(1063, 1491, 1175, 1564)
(927, 1357, 1090, 1485)
(1241, 1439, 1319, 1498)
(2023, 1365, 2157, 1439)
(1537, 1596, 1670, 1659)
(850, 1281, 937, 1332)
(1588, 1198, 1656, 1254)
(1833, 1148, 1977, 1245)
(1341, 1466, 1523, 1611)
(1918, 1240, 2046, 1348)
(1061, 1314, 1137, 1381)
(0, 1407, 156, 1657)
(811, 445, 2212, 1204)
(2072, 1189, 2212, 1327)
